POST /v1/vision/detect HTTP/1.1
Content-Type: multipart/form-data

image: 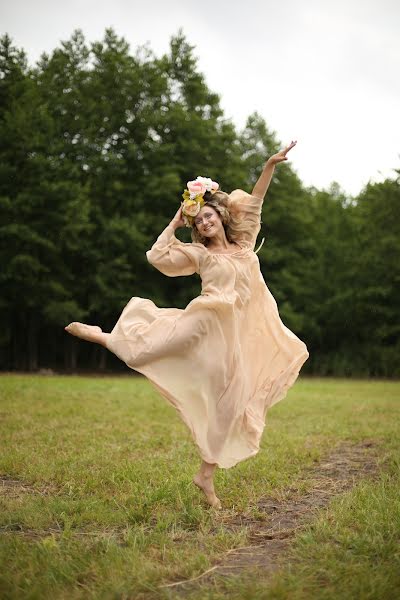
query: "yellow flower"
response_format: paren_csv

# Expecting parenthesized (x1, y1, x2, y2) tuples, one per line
(181, 188, 205, 226)
(183, 199, 201, 217)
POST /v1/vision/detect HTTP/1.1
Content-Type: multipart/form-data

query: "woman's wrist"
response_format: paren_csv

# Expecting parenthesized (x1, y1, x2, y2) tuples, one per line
(169, 220, 179, 230)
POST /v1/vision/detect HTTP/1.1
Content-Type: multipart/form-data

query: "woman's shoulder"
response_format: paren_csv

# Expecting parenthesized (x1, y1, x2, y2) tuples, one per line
(229, 188, 262, 201)
(228, 188, 250, 199)
(173, 238, 208, 256)
(227, 189, 263, 217)
(174, 238, 206, 250)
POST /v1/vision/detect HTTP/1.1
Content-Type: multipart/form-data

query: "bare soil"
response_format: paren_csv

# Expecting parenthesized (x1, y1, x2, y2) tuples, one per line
(1, 440, 383, 587)
(0, 475, 60, 500)
(164, 439, 382, 590)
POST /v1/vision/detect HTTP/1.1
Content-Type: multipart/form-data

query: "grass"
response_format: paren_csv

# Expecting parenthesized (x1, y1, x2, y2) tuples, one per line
(0, 374, 399, 599)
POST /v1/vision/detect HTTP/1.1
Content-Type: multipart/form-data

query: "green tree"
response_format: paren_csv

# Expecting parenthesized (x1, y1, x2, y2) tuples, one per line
(1, 29, 398, 377)
(0, 34, 92, 369)
(302, 184, 359, 374)
(350, 173, 400, 375)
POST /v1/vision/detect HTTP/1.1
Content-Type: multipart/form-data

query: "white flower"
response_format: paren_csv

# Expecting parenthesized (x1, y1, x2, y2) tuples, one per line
(196, 176, 213, 191)
(195, 176, 219, 193)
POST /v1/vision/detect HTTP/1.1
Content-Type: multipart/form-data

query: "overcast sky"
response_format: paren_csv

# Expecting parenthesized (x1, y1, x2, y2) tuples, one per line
(1, 0, 399, 196)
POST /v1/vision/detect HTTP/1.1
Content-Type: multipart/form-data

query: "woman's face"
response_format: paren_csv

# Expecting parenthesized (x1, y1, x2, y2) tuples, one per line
(194, 206, 223, 238)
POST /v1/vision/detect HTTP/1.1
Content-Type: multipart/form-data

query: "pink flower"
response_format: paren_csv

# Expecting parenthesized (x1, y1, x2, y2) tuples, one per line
(210, 180, 219, 191)
(187, 180, 206, 197)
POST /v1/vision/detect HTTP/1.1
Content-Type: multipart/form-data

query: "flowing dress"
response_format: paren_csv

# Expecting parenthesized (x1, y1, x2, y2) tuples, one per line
(106, 189, 309, 468)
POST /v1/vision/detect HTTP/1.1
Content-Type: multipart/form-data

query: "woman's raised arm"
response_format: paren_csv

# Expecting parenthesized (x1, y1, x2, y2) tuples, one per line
(251, 140, 297, 199)
(146, 204, 202, 277)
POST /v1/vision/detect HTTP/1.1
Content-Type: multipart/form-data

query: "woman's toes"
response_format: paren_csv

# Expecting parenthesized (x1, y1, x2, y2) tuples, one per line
(211, 497, 222, 510)
(64, 322, 87, 339)
(193, 475, 221, 509)
(64, 323, 102, 338)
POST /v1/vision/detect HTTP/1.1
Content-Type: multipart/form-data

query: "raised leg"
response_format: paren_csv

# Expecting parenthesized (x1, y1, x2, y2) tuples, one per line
(193, 460, 221, 509)
(64, 322, 110, 348)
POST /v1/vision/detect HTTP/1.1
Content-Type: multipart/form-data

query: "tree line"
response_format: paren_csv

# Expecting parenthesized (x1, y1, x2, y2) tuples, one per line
(0, 29, 399, 376)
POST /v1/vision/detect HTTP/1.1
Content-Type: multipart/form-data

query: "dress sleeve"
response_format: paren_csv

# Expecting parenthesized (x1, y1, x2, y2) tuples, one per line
(227, 189, 264, 248)
(146, 223, 203, 277)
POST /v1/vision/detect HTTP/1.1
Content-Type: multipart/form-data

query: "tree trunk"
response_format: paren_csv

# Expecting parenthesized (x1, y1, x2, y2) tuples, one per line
(12, 318, 19, 370)
(13, 317, 26, 371)
(98, 348, 107, 371)
(27, 315, 38, 371)
(64, 336, 78, 372)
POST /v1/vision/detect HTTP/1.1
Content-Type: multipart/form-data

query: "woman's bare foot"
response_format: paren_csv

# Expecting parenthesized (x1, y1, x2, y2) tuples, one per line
(64, 322, 103, 343)
(193, 473, 222, 509)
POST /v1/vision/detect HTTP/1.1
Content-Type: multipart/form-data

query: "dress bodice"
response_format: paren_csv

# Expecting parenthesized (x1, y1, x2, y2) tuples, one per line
(199, 246, 263, 309)
(146, 188, 265, 281)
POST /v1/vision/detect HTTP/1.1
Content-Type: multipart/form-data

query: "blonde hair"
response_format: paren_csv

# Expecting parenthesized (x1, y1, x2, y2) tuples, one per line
(190, 190, 249, 246)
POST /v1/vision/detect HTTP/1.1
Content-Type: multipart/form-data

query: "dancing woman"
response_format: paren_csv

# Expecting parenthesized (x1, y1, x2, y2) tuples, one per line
(65, 140, 309, 509)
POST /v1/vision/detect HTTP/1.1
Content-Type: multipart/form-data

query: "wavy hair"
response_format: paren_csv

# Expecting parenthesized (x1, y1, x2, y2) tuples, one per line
(190, 190, 250, 247)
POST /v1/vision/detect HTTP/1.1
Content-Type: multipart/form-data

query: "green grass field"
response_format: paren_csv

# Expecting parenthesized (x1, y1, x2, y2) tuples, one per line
(0, 375, 399, 599)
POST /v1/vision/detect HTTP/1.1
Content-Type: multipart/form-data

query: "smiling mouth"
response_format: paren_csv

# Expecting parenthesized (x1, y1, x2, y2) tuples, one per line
(204, 225, 213, 231)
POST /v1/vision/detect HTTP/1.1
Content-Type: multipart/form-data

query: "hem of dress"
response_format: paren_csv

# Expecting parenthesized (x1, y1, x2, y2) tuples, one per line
(105, 337, 309, 470)
(264, 348, 310, 415)
(242, 347, 310, 455)
(106, 335, 261, 469)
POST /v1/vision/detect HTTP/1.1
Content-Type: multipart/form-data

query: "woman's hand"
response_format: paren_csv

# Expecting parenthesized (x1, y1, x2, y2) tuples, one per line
(267, 140, 297, 166)
(171, 203, 185, 229)
(251, 140, 297, 198)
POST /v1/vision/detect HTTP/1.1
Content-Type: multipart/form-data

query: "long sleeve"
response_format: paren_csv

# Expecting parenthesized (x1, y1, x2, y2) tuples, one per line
(146, 223, 203, 277)
(227, 189, 264, 248)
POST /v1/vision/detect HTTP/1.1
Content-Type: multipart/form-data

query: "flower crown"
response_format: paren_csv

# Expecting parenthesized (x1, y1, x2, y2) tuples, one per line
(181, 176, 219, 227)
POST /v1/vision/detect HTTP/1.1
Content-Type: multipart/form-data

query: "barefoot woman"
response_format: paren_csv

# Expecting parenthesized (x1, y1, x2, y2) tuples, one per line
(65, 141, 309, 509)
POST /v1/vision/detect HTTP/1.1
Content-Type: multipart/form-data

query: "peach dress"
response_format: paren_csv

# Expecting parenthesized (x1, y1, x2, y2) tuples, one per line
(106, 189, 309, 468)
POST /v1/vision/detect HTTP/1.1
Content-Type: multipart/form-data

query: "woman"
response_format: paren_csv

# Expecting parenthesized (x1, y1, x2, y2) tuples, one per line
(65, 140, 309, 509)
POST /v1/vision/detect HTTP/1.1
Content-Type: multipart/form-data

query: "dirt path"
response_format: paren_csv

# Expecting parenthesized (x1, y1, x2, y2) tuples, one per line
(1, 440, 382, 590)
(164, 439, 381, 590)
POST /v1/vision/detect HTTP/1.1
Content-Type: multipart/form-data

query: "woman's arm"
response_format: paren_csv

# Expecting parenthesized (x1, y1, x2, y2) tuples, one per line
(169, 204, 185, 230)
(146, 205, 200, 277)
(251, 140, 297, 199)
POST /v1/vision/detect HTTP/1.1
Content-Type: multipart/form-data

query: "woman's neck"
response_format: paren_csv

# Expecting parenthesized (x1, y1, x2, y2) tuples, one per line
(206, 230, 234, 250)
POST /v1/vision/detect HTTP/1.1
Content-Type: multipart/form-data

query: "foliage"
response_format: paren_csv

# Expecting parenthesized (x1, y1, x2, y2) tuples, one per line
(0, 30, 399, 375)
(0, 375, 399, 598)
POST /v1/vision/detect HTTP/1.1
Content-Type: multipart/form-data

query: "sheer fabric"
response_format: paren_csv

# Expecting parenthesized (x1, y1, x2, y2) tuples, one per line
(106, 189, 309, 468)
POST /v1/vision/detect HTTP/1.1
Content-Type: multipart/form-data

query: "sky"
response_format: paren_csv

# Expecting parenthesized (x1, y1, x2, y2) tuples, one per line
(1, 0, 399, 196)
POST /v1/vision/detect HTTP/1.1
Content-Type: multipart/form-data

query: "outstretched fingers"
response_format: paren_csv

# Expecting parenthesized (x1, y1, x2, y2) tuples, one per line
(283, 140, 297, 155)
